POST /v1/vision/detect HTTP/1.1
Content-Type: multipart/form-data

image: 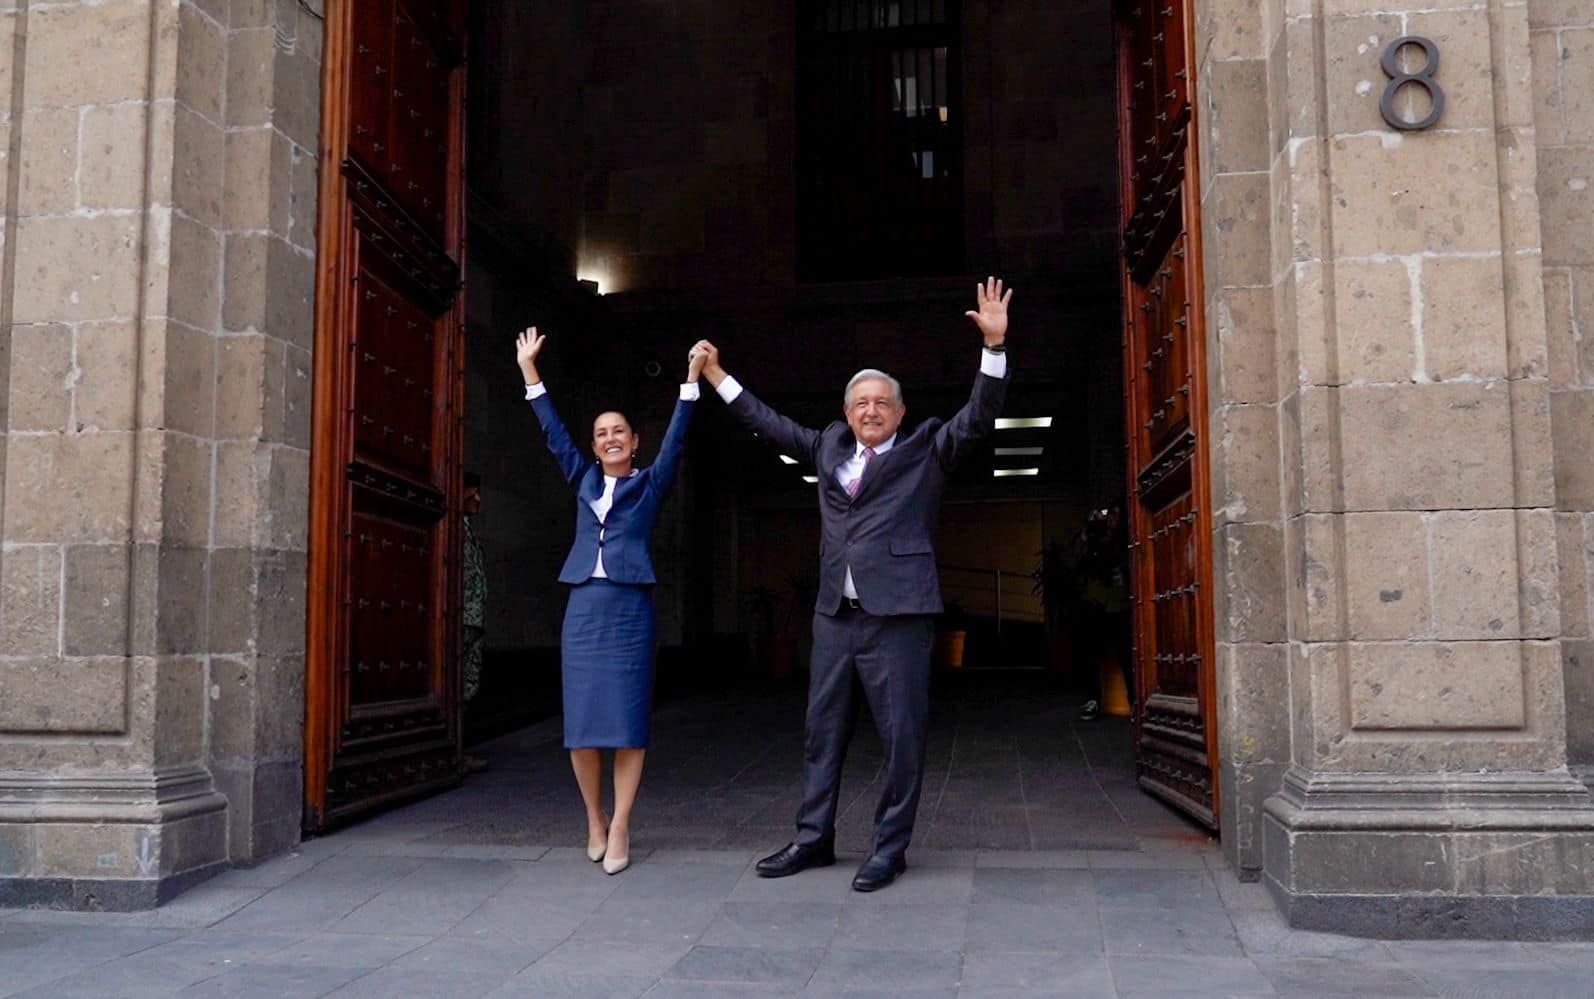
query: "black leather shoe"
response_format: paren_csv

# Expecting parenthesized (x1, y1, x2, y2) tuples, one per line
(755, 841, 836, 878)
(851, 854, 906, 892)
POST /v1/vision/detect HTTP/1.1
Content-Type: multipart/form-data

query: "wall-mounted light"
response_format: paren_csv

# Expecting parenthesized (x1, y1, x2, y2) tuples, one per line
(994, 447, 1043, 456)
(995, 417, 1053, 430)
(576, 260, 608, 294)
(993, 468, 1039, 477)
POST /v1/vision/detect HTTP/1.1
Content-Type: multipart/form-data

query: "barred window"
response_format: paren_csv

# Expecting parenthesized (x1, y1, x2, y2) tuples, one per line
(797, 1, 963, 281)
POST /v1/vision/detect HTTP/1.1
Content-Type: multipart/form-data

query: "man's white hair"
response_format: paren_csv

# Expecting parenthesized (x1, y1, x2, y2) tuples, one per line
(845, 368, 904, 409)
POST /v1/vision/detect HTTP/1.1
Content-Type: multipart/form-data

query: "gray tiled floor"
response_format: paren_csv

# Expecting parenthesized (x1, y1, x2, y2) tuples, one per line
(5, 681, 1594, 997)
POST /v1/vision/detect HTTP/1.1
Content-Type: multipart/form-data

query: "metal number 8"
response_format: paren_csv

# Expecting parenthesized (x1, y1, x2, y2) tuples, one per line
(1380, 36, 1445, 131)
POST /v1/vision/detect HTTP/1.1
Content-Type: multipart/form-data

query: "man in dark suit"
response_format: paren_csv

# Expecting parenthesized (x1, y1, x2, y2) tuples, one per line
(696, 276, 1012, 892)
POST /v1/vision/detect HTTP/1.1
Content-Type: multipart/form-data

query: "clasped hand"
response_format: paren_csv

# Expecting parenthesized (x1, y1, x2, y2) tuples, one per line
(518, 326, 708, 384)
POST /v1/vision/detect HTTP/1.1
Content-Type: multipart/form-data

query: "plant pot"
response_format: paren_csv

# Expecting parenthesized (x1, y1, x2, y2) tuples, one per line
(934, 629, 967, 668)
(1099, 647, 1131, 717)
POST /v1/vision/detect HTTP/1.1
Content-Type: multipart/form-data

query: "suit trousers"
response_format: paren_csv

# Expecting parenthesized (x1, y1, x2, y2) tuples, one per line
(795, 604, 935, 861)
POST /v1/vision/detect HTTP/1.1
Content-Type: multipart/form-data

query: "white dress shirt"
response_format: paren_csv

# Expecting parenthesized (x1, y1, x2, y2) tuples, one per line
(713, 349, 1008, 600)
(525, 379, 701, 579)
(835, 436, 895, 598)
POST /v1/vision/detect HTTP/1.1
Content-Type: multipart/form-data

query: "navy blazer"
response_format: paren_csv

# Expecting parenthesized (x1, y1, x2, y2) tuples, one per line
(530, 390, 696, 586)
(728, 368, 1008, 617)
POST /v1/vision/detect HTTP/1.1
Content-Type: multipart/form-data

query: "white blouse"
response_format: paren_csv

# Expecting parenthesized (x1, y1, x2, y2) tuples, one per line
(588, 473, 629, 579)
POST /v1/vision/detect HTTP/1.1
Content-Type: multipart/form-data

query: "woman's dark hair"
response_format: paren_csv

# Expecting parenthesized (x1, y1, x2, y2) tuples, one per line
(591, 410, 632, 433)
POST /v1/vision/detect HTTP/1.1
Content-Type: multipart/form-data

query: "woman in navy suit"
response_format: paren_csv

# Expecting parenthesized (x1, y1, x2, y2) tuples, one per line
(515, 327, 705, 875)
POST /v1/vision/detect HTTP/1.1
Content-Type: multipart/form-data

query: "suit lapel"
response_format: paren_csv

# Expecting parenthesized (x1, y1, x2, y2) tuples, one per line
(577, 464, 604, 505)
(849, 444, 890, 504)
(614, 471, 645, 505)
(833, 431, 897, 505)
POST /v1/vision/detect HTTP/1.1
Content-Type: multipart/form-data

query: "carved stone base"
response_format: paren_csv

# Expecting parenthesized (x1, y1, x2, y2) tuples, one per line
(1263, 767, 1594, 939)
(0, 766, 229, 911)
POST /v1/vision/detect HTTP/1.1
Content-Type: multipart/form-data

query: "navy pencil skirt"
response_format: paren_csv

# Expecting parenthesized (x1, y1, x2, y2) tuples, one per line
(561, 578, 657, 749)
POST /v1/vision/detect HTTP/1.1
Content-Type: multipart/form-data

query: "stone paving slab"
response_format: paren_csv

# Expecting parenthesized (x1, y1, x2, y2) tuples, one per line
(5, 688, 1594, 996)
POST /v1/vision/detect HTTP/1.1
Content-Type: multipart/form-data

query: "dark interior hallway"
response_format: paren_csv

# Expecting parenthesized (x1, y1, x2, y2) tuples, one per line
(383, 677, 1206, 857)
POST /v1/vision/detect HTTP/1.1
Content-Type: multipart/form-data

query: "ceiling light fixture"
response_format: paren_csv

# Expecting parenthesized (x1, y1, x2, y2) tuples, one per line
(779, 455, 798, 465)
(994, 446, 1043, 456)
(993, 468, 1040, 477)
(994, 417, 1053, 430)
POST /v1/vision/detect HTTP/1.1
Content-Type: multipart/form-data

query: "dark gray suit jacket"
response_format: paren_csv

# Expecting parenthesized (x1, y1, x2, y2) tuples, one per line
(729, 369, 1009, 617)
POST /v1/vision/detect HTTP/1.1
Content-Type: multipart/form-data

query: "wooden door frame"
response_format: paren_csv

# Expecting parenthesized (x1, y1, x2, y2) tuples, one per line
(1112, 0, 1221, 829)
(304, 0, 469, 832)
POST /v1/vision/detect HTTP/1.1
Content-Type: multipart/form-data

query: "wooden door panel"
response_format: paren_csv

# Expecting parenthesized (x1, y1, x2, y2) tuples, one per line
(1139, 229, 1191, 451)
(389, 6, 452, 239)
(348, 512, 434, 706)
(307, 0, 466, 831)
(348, 0, 395, 173)
(1116, 0, 1218, 829)
(351, 253, 437, 481)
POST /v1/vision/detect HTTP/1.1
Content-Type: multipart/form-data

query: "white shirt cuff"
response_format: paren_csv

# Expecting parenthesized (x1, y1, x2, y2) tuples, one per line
(525, 381, 547, 400)
(715, 375, 744, 403)
(981, 349, 1008, 379)
(680, 382, 701, 401)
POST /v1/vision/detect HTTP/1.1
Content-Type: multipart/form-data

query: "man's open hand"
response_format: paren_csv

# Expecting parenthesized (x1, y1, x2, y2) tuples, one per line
(965, 276, 1012, 346)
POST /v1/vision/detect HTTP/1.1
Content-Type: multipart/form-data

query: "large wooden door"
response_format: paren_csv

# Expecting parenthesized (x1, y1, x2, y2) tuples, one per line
(1114, 0, 1219, 828)
(305, 0, 468, 831)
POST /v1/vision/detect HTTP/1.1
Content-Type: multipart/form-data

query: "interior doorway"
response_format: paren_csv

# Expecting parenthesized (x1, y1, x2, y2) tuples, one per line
(304, 0, 1219, 838)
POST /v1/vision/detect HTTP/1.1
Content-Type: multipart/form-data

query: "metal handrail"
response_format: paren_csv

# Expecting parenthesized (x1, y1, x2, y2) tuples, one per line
(936, 563, 1044, 637)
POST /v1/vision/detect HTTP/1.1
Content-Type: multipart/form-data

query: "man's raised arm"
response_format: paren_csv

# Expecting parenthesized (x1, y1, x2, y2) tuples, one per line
(936, 276, 1014, 468)
(695, 340, 822, 468)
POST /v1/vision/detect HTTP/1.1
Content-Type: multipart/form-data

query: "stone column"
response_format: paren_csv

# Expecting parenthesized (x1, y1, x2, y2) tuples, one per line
(1255, 0, 1594, 935)
(1197, 0, 1295, 877)
(1530, 2, 1594, 773)
(0, 0, 319, 908)
(207, 0, 319, 867)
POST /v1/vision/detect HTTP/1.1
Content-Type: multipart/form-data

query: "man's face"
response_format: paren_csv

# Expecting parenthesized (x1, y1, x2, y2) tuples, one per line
(845, 378, 905, 448)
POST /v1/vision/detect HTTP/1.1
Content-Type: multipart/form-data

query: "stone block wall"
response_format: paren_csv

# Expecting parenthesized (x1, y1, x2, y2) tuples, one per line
(1529, 0, 1594, 769)
(0, 0, 320, 906)
(1199, 0, 1594, 932)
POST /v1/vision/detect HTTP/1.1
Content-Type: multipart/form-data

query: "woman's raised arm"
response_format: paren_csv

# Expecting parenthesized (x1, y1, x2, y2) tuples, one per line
(516, 327, 588, 489)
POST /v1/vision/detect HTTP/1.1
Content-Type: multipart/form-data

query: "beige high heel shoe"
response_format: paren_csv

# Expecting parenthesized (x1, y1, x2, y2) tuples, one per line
(587, 813, 609, 863)
(602, 827, 629, 875)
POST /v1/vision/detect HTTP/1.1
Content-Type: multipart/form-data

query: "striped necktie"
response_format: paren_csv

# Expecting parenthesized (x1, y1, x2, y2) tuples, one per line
(846, 447, 876, 497)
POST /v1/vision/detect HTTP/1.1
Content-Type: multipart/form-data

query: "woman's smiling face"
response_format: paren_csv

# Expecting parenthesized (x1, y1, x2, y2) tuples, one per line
(592, 412, 638, 472)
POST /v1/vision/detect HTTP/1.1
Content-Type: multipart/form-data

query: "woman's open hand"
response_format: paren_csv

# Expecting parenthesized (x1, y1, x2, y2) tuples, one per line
(516, 327, 546, 383)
